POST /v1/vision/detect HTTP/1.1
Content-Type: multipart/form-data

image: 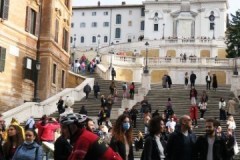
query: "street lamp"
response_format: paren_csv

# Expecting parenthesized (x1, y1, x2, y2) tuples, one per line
(234, 45, 238, 75)
(143, 41, 149, 74)
(33, 60, 41, 102)
(162, 23, 165, 39)
(97, 34, 101, 56)
(212, 23, 215, 39)
(110, 42, 114, 69)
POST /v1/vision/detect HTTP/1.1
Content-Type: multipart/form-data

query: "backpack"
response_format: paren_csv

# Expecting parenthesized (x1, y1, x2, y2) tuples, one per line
(122, 84, 126, 90)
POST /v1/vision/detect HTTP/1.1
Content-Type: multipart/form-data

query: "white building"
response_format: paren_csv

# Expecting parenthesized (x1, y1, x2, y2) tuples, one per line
(71, 0, 228, 58)
(71, 2, 145, 49)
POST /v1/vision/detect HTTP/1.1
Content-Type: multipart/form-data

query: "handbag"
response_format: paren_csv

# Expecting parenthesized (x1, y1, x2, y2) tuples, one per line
(234, 141, 239, 155)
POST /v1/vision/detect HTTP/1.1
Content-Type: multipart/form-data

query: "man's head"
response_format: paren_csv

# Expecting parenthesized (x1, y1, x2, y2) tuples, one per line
(179, 115, 192, 131)
(86, 118, 95, 132)
(60, 113, 88, 140)
(205, 118, 216, 137)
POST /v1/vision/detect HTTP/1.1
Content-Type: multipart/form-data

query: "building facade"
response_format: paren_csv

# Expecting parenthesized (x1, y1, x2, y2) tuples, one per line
(0, 0, 71, 110)
(72, 0, 228, 58)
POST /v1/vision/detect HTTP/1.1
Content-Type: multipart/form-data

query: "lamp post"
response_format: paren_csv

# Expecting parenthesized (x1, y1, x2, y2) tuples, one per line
(143, 42, 149, 74)
(110, 42, 114, 69)
(162, 23, 165, 39)
(234, 45, 238, 75)
(212, 23, 215, 39)
(33, 57, 41, 102)
(97, 34, 101, 56)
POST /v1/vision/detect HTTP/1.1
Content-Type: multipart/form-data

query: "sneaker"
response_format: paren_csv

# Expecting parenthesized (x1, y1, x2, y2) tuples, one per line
(195, 125, 198, 128)
(200, 118, 204, 120)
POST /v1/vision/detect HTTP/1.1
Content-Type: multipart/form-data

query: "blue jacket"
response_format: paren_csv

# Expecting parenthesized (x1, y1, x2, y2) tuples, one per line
(12, 142, 43, 160)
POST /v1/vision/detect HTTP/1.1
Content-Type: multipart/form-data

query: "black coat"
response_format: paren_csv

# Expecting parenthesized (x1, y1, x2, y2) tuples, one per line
(54, 136, 72, 160)
(93, 84, 100, 93)
(110, 136, 134, 160)
(194, 135, 226, 160)
(166, 130, 197, 160)
(190, 73, 197, 82)
(141, 135, 167, 160)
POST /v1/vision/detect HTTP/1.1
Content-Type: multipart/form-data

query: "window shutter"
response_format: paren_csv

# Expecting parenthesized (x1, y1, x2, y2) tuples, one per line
(35, 10, 40, 36)
(0, 47, 6, 72)
(25, 6, 31, 32)
(2, 0, 9, 20)
(55, 19, 59, 42)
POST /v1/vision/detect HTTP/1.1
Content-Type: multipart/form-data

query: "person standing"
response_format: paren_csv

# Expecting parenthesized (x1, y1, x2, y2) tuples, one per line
(219, 97, 226, 120)
(129, 82, 135, 99)
(190, 71, 197, 87)
(189, 103, 198, 128)
(166, 74, 172, 89)
(184, 72, 189, 89)
(57, 96, 65, 114)
(212, 74, 218, 91)
(190, 87, 198, 105)
(206, 72, 212, 90)
(141, 116, 167, 160)
(12, 129, 43, 160)
(83, 83, 91, 100)
(110, 114, 134, 160)
(129, 105, 138, 128)
(93, 81, 100, 99)
(111, 68, 116, 81)
(226, 98, 236, 116)
(109, 81, 116, 95)
(162, 75, 167, 89)
(166, 115, 197, 160)
(194, 118, 226, 160)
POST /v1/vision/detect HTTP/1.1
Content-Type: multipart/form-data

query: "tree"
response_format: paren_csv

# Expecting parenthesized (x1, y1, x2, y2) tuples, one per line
(225, 10, 240, 58)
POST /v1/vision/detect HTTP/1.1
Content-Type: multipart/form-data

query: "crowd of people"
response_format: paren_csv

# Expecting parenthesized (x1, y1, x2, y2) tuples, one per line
(72, 54, 99, 74)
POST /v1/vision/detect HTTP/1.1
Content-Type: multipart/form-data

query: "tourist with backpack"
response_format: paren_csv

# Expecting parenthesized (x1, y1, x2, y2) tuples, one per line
(60, 113, 123, 160)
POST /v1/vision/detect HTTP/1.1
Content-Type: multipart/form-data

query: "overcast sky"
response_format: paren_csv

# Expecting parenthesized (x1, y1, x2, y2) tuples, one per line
(72, 0, 240, 14)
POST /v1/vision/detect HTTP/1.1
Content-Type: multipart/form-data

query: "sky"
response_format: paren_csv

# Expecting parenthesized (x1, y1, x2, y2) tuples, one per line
(72, 0, 240, 14)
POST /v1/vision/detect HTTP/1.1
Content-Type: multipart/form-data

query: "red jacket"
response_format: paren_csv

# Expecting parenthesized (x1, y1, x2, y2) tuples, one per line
(68, 128, 122, 160)
(36, 121, 60, 141)
(189, 105, 198, 119)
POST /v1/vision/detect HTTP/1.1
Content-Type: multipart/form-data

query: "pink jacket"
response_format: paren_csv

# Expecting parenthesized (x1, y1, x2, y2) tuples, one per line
(36, 121, 60, 141)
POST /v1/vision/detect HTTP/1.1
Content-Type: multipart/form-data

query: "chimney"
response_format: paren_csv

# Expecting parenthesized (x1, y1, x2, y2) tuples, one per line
(122, 1, 126, 5)
(98, 1, 100, 7)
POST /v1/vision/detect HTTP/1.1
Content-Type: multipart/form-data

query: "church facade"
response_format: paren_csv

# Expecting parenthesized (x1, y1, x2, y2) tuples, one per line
(72, 0, 228, 58)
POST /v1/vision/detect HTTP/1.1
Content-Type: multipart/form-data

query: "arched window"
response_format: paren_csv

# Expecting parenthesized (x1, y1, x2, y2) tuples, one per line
(116, 14, 121, 24)
(92, 36, 96, 43)
(104, 36, 108, 43)
(115, 28, 121, 38)
(81, 36, 84, 43)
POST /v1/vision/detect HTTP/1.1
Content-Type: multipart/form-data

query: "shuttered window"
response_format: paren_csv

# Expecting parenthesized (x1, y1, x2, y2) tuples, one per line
(55, 19, 59, 42)
(53, 64, 57, 84)
(0, 47, 6, 72)
(25, 6, 40, 36)
(62, 28, 69, 52)
(0, 0, 9, 20)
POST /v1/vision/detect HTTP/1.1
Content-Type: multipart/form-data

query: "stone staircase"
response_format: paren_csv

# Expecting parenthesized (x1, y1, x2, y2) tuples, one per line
(26, 71, 239, 159)
(132, 84, 240, 159)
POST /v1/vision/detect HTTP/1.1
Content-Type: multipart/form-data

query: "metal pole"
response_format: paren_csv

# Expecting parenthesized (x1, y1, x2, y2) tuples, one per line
(144, 42, 149, 73)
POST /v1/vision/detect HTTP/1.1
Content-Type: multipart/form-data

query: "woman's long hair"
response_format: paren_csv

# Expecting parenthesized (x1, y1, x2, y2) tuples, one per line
(3, 125, 24, 158)
(112, 114, 133, 144)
